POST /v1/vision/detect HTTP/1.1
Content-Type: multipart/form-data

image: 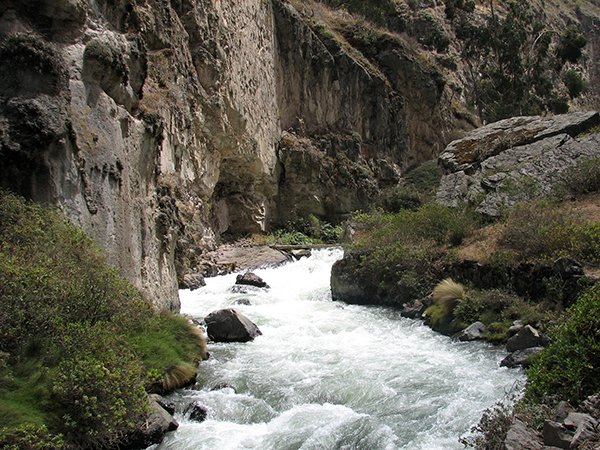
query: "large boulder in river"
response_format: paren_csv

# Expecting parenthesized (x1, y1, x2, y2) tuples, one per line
(236, 272, 270, 289)
(204, 308, 262, 343)
(436, 111, 600, 216)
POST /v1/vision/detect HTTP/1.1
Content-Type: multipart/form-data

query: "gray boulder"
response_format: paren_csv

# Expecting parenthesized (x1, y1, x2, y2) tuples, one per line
(182, 273, 206, 290)
(553, 257, 584, 279)
(400, 296, 432, 319)
(124, 397, 178, 449)
(543, 420, 573, 449)
(568, 412, 598, 448)
(454, 321, 486, 341)
(500, 347, 544, 368)
(236, 272, 270, 289)
(504, 417, 543, 450)
(204, 308, 262, 343)
(541, 409, 599, 450)
(508, 320, 524, 336)
(506, 325, 545, 352)
(290, 249, 312, 260)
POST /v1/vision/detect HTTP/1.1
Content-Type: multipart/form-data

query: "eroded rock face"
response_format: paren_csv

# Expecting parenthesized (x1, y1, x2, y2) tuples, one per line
(0, 0, 474, 309)
(436, 112, 600, 216)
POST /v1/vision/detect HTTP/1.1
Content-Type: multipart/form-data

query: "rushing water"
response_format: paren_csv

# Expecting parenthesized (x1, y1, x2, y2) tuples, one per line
(154, 248, 523, 450)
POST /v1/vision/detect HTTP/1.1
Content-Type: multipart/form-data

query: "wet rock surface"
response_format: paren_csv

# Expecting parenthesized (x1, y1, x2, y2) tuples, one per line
(204, 308, 262, 343)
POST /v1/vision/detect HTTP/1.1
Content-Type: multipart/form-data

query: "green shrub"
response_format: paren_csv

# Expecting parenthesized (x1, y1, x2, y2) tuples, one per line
(525, 284, 600, 405)
(354, 203, 477, 250)
(348, 202, 477, 303)
(562, 157, 600, 195)
(402, 160, 443, 196)
(556, 26, 588, 65)
(562, 69, 585, 98)
(500, 199, 600, 264)
(0, 33, 67, 94)
(378, 186, 422, 212)
(266, 229, 313, 246)
(51, 325, 147, 449)
(0, 423, 64, 450)
(0, 191, 207, 448)
(266, 214, 342, 245)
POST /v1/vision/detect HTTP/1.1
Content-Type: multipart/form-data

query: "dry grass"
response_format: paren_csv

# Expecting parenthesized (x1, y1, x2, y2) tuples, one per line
(432, 278, 466, 309)
(162, 363, 198, 392)
(457, 223, 507, 263)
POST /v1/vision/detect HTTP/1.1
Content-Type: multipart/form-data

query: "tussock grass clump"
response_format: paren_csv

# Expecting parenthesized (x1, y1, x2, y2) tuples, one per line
(432, 278, 466, 309)
(426, 278, 468, 334)
(0, 191, 207, 449)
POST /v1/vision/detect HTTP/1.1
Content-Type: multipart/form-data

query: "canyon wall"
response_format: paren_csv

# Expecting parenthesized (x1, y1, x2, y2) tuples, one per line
(0, 0, 492, 308)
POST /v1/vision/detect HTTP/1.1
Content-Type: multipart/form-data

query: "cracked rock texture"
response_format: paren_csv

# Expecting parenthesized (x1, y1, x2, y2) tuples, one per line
(436, 112, 600, 216)
(0, 0, 483, 309)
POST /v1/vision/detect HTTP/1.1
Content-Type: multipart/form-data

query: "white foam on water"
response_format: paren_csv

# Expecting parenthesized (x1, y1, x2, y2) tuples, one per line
(155, 248, 524, 450)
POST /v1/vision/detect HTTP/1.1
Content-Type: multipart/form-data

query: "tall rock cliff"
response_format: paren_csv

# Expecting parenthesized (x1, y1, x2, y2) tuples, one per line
(2, 0, 597, 309)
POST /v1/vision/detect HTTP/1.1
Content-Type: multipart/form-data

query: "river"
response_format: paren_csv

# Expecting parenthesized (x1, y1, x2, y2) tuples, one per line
(153, 248, 523, 450)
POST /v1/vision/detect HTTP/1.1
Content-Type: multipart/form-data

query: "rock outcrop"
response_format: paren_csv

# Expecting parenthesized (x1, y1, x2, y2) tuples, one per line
(0, 0, 467, 309)
(437, 111, 600, 216)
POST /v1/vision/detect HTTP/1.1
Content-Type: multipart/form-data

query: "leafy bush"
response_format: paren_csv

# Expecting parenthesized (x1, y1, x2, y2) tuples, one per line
(0, 191, 206, 448)
(266, 214, 342, 245)
(354, 203, 478, 251)
(562, 157, 600, 195)
(500, 199, 600, 263)
(349, 204, 476, 304)
(525, 284, 600, 405)
(562, 69, 585, 99)
(402, 160, 443, 196)
(377, 161, 443, 213)
(556, 25, 588, 65)
(51, 325, 147, 449)
(378, 186, 423, 212)
(0, 424, 64, 450)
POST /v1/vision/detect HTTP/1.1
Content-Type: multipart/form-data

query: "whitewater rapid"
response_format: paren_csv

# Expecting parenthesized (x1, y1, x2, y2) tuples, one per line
(153, 248, 523, 450)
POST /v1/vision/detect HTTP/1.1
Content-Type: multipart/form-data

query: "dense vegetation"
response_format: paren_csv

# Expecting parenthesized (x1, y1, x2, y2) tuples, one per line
(0, 191, 207, 449)
(455, 2, 588, 122)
